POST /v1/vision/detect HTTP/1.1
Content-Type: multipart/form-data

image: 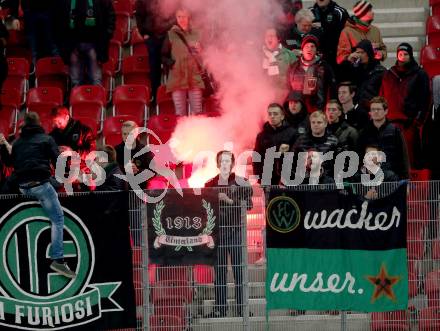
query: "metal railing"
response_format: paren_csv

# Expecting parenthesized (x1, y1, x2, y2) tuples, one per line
(124, 181, 440, 331)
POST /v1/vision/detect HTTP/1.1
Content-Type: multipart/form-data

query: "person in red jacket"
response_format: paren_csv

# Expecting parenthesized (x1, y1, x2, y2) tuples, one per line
(380, 43, 430, 169)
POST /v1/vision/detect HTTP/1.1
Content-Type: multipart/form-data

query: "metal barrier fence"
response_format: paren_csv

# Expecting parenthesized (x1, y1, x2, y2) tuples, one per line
(130, 181, 440, 331)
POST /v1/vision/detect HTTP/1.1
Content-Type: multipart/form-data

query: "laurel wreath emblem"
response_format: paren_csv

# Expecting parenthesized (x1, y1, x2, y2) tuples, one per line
(152, 199, 216, 251)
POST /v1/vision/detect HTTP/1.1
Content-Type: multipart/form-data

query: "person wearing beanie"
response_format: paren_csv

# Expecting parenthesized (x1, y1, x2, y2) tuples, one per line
(287, 35, 337, 113)
(338, 39, 385, 113)
(309, 0, 349, 69)
(379, 42, 430, 169)
(283, 91, 310, 138)
(336, 0, 387, 65)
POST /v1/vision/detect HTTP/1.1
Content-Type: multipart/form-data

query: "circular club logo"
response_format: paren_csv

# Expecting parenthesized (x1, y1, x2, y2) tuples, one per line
(0, 202, 120, 330)
(266, 196, 301, 233)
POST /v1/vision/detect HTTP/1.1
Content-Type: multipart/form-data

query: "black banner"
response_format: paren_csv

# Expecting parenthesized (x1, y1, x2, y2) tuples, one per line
(0, 191, 136, 330)
(148, 189, 219, 265)
(267, 183, 407, 250)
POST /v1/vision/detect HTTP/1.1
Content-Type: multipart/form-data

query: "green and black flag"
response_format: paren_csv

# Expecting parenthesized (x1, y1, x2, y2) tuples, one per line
(266, 183, 408, 312)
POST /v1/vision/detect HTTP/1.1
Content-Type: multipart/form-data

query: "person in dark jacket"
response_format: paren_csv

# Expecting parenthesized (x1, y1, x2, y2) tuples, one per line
(253, 103, 297, 185)
(309, 0, 348, 69)
(283, 91, 309, 138)
(325, 99, 358, 153)
(53, 0, 115, 86)
(302, 148, 335, 185)
(292, 110, 338, 175)
(115, 120, 155, 189)
(287, 35, 336, 112)
(8, 112, 76, 278)
(95, 145, 126, 191)
(20, 0, 59, 64)
(49, 106, 96, 159)
(337, 81, 369, 131)
(380, 43, 430, 169)
(339, 39, 385, 113)
(204, 150, 253, 318)
(135, 0, 174, 103)
(358, 96, 410, 180)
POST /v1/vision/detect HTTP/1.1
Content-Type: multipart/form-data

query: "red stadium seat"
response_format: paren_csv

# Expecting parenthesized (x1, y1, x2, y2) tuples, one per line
(425, 270, 440, 307)
(130, 27, 148, 56)
(112, 0, 134, 16)
(156, 85, 175, 115)
(3, 58, 30, 105)
(70, 85, 106, 125)
(193, 265, 214, 284)
(203, 96, 221, 117)
(108, 39, 122, 73)
(102, 115, 139, 146)
(433, 240, 440, 260)
(122, 55, 150, 87)
(157, 267, 191, 282)
(149, 315, 184, 331)
(35, 57, 69, 97)
(154, 298, 186, 321)
(151, 280, 193, 304)
(407, 222, 425, 260)
(0, 119, 9, 136)
(113, 85, 150, 126)
(421, 45, 440, 78)
(114, 12, 131, 44)
(418, 307, 440, 330)
(26, 87, 63, 121)
(5, 30, 32, 66)
(370, 311, 409, 331)
(147, 114, 179, 144)
(0, 88, 21, 134)
(74, 116, 98, 138)
(102, 59, 116, 103)
(432, 0, 440, 15)
(427, 15, 440, 47)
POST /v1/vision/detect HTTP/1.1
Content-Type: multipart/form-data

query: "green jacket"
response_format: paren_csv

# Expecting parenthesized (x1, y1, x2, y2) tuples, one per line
(264, 46, 297, 90)
(163, 25, 204, 93)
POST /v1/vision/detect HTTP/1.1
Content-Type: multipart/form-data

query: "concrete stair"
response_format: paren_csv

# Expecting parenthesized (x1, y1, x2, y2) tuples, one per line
(302, 0, 430, 68)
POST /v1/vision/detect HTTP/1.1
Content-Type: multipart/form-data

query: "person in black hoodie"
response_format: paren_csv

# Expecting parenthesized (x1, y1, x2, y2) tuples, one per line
(8, 112, 76, 278)
(380, 43, 430, 169)
(283, 91, 309, 138)
(338, 39, 385, 113)
(253, 103, 296, 185)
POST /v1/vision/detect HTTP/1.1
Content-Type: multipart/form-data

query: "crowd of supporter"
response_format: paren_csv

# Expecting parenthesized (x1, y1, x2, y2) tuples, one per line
(0, 0, 439, 194)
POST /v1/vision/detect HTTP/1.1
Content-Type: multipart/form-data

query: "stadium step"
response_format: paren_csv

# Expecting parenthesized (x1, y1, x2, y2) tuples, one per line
(192, 313, 370, 331)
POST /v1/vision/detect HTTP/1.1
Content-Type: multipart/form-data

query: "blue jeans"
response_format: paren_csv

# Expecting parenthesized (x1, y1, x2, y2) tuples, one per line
(172, 89, 203, 116)
(70, 43, 102, 87)
(19, 182, 64, 260)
